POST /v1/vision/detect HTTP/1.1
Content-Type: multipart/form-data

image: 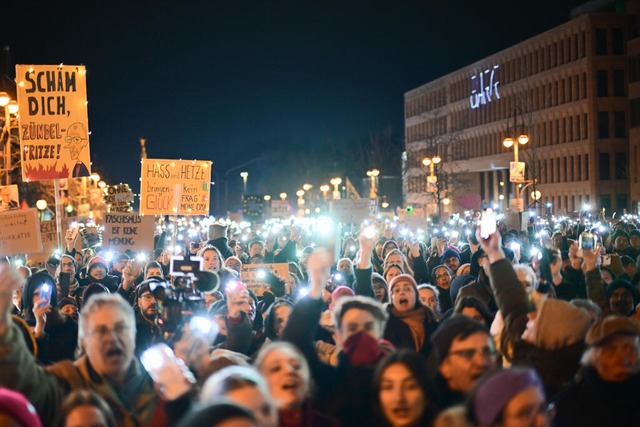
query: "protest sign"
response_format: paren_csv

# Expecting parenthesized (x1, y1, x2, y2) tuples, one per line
(16, 65, 91, 181)
(102, 213, 155, 252)
(29, 220, 58, 262)
(0, 209, 42, 256)
(240, 263, 290, 296)
(140, 159, 212, 215)
(329, 199, 372, 224)
(104, 183, 134, 213)
(0, 185, 20, 211)
(270, 200, 290, 219)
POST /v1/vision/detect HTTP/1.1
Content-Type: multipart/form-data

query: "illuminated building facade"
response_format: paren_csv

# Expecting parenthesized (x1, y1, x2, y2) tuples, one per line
(404, 2, 640, 217)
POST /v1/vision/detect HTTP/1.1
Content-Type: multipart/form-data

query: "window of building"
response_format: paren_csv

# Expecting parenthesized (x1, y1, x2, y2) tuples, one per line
(584, 113, 589, 138)
(585, 154, 589, 180)
(598, 111, 610, 138)
(599, 152, 611, 180)
(601, 194, 612, 212)
(630, 55, 640, 83)
(597, 70, 608, 97)
(616, 194, 628, 215)
(615, 152, 627, 179)
(614, 111, 626, 137)
(613, 28, 624, 54)
(630, 98, 640, 127)
(596, 29, 607, 55)
(577, 155, 582, 181)
(613, 70, 625, 96)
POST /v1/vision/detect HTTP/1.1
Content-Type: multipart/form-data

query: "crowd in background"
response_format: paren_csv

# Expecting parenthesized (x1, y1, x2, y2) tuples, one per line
(0, 212, 639, 426)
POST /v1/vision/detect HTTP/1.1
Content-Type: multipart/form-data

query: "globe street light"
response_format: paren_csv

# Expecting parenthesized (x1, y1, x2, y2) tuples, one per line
(366, 169, 380, 199)
(319, 184, 330, 201)
(279, 192, 287, 201)
(330, 177, 342, 200)
(240, 171, 248, 195)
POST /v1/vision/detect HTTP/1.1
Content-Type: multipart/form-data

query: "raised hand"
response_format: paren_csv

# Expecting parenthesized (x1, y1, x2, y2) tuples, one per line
(307, 248, 333, 299)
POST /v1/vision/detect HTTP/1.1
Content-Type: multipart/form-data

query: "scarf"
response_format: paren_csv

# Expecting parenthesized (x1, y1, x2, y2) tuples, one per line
(342, 331, 395, 367)
(391, 306, 426, 351)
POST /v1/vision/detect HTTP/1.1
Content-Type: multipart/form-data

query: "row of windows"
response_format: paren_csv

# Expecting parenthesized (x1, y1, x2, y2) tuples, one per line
(444, 113, 590, 161)
(595, 28, 624, 56)
(405, 89, 446, 119)
(598, 152, 628, 180)
(406, 117, 447, 143)
(450, 72, 589, 131)
(545, 194, 591, 213)
(597, 111, 626, 138)
(448, 31, 588, 104)
(596, 69, 626, 97)
(537, 155, 590, 184)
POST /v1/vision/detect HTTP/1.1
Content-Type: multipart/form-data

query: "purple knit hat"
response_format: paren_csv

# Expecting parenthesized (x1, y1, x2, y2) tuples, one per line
(472, 368, 544, 427)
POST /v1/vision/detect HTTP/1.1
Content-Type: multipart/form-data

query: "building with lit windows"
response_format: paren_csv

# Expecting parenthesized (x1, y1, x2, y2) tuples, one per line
(404, 1, 640, 218)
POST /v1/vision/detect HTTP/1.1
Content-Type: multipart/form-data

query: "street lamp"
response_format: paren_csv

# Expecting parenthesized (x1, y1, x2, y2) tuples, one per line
(264, 195, 271, 201)
(422, 155, 443, 218)
(366, 169, 380, 199)
(330, 177, 342, 200)
(240, 171, 248, 195)
(279, 192, 287, 201)
(303, 183, 313, 191)
(319, 184, 330, 201)
(0, 93, 19, 186)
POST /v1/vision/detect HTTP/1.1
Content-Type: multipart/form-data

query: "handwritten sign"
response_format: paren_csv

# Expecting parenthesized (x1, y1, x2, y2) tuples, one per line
(329, 199, 372, 224)
(29, 220, 58, 262)
(270, 200, 291, 219)
(16, 65, 91, 181)
(240, 263, 291, 296)
(140, 158, 212, 215)
(102, 213, 155, 252)
(104, 183, 133, 213)
(0, 209, 42, 256)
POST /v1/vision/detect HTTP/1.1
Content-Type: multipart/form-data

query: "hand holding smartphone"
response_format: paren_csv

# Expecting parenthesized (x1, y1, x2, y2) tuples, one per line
(480, 209, 497, 239)
(140, 343, 194, 400)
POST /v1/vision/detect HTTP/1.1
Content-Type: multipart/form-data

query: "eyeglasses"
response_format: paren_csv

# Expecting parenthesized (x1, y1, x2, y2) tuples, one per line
(89, 323, 130, 339)
(448, 346, 496, 360)
(140, 293, 155, 300)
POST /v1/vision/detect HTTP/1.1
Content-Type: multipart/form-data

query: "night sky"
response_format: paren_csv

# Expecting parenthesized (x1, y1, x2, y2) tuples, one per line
(5, 0, 587, 212)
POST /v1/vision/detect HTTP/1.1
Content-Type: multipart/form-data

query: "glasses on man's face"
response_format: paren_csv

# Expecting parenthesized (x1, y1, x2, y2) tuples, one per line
(140, 293, 155, 301)
(448, 346, 496, 361)
(90, 322, 129, 339)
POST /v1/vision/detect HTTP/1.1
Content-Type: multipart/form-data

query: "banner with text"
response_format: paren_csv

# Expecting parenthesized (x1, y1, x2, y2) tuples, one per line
(103, 213, 155, 252)
(16, 64, 91, 181)
(29, 220, 58, 262)
(240, 263, 291, 296)
(329, 199, 374, 224)
(140, 159, 212, 215)
(0, 209, 42, 256)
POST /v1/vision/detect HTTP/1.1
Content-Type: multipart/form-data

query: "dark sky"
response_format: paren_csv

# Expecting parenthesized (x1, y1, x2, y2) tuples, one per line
(5, 0, 587, 209)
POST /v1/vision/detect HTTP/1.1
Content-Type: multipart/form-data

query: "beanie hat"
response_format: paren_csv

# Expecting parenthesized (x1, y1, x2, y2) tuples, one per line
(88, 261, 108, 274)
(82, 283, 110, 305)
(430, 315, 488, 367)
(209, 223, 228, 240)
(0, 387, 42, 427)
(630, 229, 640, 239)
(176, 401, 255, 427)
(86, 256, 108, 270)
(388, 274, 418, 295)
(604, 279, 638, 305)
(533, 299, 591, 350)
(441, 248, 461, 264)
(472, 368, 543, 427)
(329, 285, 355, 310)
(58, 296, 77, 309)
(470, 248, 485, 277)
(586, 315, 640, 346)
(612, 230, 630, 243)
(114, 252, 130, 262)
(60, 254, 76, 270)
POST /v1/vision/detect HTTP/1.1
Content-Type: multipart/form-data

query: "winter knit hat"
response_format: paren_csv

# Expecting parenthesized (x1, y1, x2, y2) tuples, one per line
(329, 285, 355, 311)
(586, 315, 640, 346)
(388, 274, 418, 295)
(533, 299, 591, 350)
(471, 368, 543, 427)
(0, 388, 42, 427)
(441, 248, 461, 264)
(58, 296, 77, 309)
(605, 279, 638, 306)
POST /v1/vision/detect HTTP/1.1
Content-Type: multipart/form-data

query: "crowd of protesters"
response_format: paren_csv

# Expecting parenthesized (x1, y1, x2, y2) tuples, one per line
(0, 212, 639, 426)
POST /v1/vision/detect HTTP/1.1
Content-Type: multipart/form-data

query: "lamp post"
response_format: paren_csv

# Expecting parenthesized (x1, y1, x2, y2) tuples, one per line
(240, 171, 248, 195)
(0, 92, 19, 186)
(366, 169, 380, 199)
(319, 184, 330, 201)
(422, 155, 443, 218)
(330, 177, 342, 200)
(279, 192, 287, 201)
(502, 111, 530, 213)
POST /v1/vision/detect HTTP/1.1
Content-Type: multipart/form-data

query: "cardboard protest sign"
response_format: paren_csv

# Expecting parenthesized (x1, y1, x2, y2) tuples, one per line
(270, 200, 290, 219)
(0, 185, 20, 211)
(102, 213, 155, 252)
(0, 209, 42, 256)
(29, 220, 58, 262)
(240, 263, 290, 296)
(329, 199, 373, 224)
(16, 65, 91, 181)
(104, 183, 134, 213)
(140, 159, 212, 215)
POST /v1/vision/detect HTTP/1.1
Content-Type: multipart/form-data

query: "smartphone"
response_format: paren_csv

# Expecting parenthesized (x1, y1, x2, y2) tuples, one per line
(39, 283, 52, 305)
(58, 272, 71, 297)
(480, 209, 497, 239)
(602, 254, 611, 266)
(190, 241, 199, 250)
(579, 232, 595, 250)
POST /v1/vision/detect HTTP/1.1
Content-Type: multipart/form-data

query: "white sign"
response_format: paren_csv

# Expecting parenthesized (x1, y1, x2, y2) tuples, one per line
(509, 161, 526, 183)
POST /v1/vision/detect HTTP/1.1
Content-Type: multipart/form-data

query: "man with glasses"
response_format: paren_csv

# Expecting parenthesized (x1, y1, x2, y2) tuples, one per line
(430, 315, 496, 409)
(135, 279, 163, 357)
(0, 264, 191, 426)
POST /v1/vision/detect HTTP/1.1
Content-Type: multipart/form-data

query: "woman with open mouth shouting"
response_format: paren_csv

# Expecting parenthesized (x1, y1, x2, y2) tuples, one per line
(383, 274, 438, 358)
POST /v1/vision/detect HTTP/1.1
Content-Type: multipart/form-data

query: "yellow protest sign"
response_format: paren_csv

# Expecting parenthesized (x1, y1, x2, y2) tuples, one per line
(240, 263, 291, 296)
(16, 65, 91, 181)
(140, 159, 211, 215)
(0, 209, 42, 256)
